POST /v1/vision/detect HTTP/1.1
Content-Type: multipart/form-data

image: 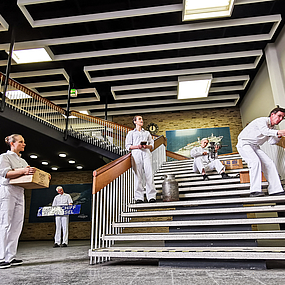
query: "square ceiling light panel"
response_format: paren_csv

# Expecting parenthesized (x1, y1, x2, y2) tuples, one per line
(5, 90, 32, 99)
(178, 74, 212, 100)
(182, 0, 235, 21)
(10, 47, 53, 64)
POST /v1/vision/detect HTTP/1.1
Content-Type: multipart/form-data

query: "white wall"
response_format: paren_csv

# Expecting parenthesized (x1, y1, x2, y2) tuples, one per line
(239, 62, 275, 127)
(240, 24, 285, 127)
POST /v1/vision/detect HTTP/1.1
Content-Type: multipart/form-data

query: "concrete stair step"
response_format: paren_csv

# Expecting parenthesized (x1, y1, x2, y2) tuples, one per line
(103, 231, 285, 241)
(155, 167, 247, 176)
(121, 204, 285, 218)
(179, 189, 251, 199)
(154, 168, 247, 180)
(113, 217, 285, 228)
(155, 177, 241, 186)
(129, 196, 285, 209)
(90, 246, 285, 260)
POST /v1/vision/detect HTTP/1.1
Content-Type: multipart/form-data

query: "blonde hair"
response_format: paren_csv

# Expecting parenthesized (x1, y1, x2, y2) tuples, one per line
(5, 134, 21, 148)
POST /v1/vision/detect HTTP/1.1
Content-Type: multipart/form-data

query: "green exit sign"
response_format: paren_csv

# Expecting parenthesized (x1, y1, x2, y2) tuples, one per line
(70, 89, 77, 97)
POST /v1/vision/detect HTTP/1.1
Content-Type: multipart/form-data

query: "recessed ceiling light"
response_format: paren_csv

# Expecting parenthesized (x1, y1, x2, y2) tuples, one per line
(9, 47, 53, 64)
(30, 154, 38, 159)
(41, 161, 49, 165)
(59, 153, 67, 158)
(182, 0, 235, 21)
(178, 74, 212, 100)
(68, 160, 76, 164)
(51, 167, 58, 171)
(76, 165, 83, 169)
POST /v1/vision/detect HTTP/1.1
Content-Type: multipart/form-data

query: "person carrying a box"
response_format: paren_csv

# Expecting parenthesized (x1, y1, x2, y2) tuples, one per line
(237, 107, 285, 197)
(52, 186, 73, 248)
(191, 138, 230, 181)
(125, 115, 156, 204)
(0, 134, 35, 269)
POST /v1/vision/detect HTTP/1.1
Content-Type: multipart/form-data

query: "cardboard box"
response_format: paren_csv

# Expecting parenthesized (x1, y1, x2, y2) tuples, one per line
(240, 171, 267, 183)
(221, 159, 243, 169)
(9, 168, 50, 189)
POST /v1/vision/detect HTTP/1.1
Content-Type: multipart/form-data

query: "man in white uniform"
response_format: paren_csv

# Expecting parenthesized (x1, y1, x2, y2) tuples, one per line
(125, 115, 156, 203)
(52, 186, 73, 247)
(237, 107, 285, 197)
(191, 138, 230, 181)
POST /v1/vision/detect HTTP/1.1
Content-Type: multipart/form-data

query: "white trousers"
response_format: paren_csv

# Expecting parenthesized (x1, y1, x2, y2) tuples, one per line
(131, 150, 156, 201)
(237, 143, 283, 194)
(54, 215, 69, 245)
(193, 157, 224, 174)
(0, 186, 24, 263)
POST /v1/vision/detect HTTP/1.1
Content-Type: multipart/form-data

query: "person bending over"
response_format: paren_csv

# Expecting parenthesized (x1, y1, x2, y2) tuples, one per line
(237, 107, 285, 197)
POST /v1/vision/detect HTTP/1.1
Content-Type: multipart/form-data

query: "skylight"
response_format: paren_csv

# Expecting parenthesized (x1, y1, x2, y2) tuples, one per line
(10, 47, 53, 64)
(178, 75, 212, 100)
(182, 0, 235, 21)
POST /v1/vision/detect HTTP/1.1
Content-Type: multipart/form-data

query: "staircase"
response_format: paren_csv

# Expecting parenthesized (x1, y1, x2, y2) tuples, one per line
(89, 154, 285, 269)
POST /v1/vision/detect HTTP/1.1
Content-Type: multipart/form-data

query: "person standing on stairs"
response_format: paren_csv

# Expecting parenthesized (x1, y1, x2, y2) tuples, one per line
(190, 138, 230, 181)
(125, 115, 157, 204)
(237, 107, 285, 197)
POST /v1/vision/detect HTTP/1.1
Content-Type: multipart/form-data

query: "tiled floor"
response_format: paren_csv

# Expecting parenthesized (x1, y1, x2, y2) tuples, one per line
(0, 240, 285, 285)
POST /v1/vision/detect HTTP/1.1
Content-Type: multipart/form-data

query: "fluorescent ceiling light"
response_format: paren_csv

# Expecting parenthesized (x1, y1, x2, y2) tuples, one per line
(178, 74, 212, 100)
(183, 0, 235, 21)
(10, 47, 53, 64)
(62, 114, 78, 119)
(79, 111, 89, 115)
(76, 165, 83, 169)
(5, 90, 31, 100)
(42, 161, 49, 165)
(51, 167, 58, 171)
(68, 160, 76, 164)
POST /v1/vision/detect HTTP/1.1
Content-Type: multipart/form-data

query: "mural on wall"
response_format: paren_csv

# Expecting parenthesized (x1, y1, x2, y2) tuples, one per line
(166, 127, 233, 157)
(29, 183, 92, 223)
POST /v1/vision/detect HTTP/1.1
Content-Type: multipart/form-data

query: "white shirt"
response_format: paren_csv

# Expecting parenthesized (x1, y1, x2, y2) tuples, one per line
(52, 193, 73, 206)
(237, 117, 280, 146)
(0, 150, 28, 191)
(190, 146, 217, 163)
(125, 128, 154, 151)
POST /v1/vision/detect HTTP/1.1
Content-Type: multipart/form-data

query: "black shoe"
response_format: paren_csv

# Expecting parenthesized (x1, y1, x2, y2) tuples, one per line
(270, 192, 285, 196)
(148, 198, 156, 203)
(53, 243, 60, 248)
(10, 259, 22, 266)
(221, 172, 230, 179)
(250, 192, 265, 197)
(202, 174, 209, 181)
(61, 244, 67, 247)
(0, 261, 10, 269)
(135, 199, 144, 204)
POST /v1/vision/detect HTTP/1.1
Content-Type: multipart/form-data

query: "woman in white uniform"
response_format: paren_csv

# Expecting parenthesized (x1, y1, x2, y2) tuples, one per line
(0, 134, 35, 269)
(125, 115, 156, 203)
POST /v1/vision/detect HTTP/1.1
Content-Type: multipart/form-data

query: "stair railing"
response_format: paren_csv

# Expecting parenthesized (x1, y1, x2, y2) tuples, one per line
(89, 136, 167, 264)
(0, 72, 136, 155)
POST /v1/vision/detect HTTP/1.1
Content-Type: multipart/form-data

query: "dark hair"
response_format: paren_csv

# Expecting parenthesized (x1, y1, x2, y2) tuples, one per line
(269, 107, 285, 117)
(132, 115, 142, 126)
(5, 134, 21, 148)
